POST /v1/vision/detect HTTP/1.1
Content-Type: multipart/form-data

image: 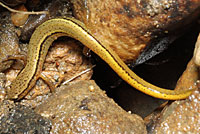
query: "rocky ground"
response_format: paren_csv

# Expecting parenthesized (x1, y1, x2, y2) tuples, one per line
(0, 0, 200, 133)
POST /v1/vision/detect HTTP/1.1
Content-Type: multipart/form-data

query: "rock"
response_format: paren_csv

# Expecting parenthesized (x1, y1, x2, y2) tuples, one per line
(11, 4, 29, 27)
(0, 12, 20, 72)
(0, 100, 51, 134)
(20, 0, 72, 41)
(35, 80, 147, 133)
(0, 73, 6, 100)
(72, 0, 200, 63)
(17, 40, 93, 102)
(0, 0, 26, 7)
(149, 90, 200, 133)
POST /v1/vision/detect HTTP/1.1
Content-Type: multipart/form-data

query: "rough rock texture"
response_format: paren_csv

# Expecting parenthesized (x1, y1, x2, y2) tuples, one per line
(35, 80, 147, 133)
(72, 0, 200, 63)
(11, 4, 29, 27)
(0, 100, 51, 134)
(0, 73, 6, 100)
(0, 12, 20, 72)
(150, 90, 200, 133)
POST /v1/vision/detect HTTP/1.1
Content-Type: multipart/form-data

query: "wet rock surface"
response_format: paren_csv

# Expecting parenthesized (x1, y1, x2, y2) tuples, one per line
(149, 90, 200, 134)
(11, 4, 29, 27)
(0, 0, 199, 133)
(0, 73, 6, 100)
(0, 12, 20, 72)
(72, 0, 200, 63)
(35, 80, 147, 133)
(0, 100, 51, 134)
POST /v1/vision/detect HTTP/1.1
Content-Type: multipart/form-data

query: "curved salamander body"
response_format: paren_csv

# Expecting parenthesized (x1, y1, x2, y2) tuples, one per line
(7, 18, 193, 100)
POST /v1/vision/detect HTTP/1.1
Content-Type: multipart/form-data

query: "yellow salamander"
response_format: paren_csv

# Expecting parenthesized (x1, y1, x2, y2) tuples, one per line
(7, 17, 193, 100)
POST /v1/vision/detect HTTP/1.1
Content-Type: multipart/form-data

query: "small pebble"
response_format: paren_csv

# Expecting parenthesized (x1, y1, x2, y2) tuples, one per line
(11, 5, 29, 27)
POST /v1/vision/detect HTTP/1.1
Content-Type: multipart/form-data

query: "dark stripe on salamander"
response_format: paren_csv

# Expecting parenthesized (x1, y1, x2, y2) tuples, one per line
(19, 18, 148, 99)
(18, 32, 58, 98)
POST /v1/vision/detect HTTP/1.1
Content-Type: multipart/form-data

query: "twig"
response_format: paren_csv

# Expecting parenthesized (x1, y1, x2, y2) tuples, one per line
(62, 65, 95, 85)
(0, 2, 49, 15)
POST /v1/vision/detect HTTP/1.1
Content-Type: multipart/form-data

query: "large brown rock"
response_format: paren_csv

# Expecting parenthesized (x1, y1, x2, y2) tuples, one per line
(35, 80, 147, 133)
(72, 0, 200, 63)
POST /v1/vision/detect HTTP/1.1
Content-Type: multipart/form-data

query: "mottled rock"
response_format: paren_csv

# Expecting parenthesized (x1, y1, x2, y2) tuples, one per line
(0, 12, 20, 72)
(0, 73, 6, 100)
(35, 80, 147, 133)
(72, 0, 200, 63)
(11, 4, 29, 27)
(150, 90, 200, 133)
(0, 100, 51, 134)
